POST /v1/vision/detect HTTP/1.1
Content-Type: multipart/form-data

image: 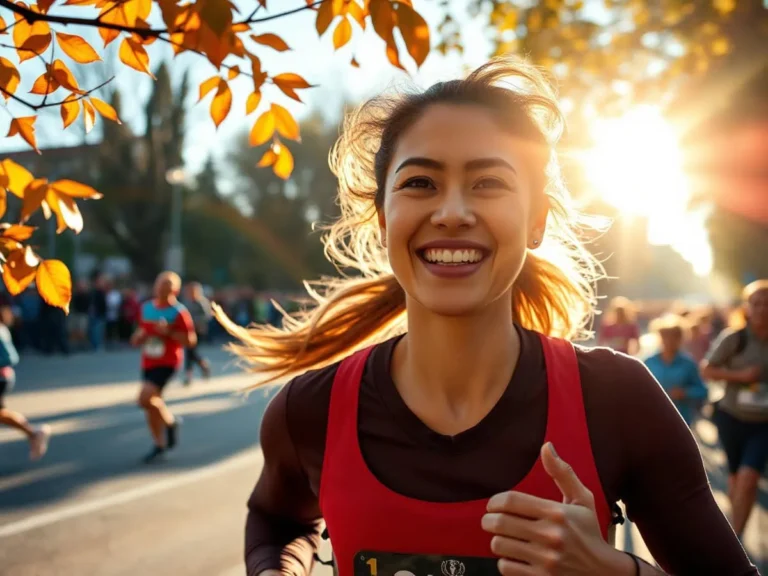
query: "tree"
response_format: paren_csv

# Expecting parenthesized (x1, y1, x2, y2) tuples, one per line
(0, 0, 433, 310)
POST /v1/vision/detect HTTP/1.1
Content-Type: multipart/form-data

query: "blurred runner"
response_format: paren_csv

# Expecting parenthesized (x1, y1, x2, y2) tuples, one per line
(0, 305, 50, 460)
(701, 279, 768, 540)
(218, 58, 756, 576)
(597, 296, 640, 355)
(182, 281, 212, 386)
(644, 314, 708, 426)
(130, 272, 196, 463)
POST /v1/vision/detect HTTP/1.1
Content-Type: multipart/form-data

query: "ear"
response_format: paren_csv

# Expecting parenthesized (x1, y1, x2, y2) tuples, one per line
(377, 209, 387, 247)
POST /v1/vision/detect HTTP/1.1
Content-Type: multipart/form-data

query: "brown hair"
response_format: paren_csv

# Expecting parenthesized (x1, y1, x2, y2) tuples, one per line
(215, 57, 606, 384)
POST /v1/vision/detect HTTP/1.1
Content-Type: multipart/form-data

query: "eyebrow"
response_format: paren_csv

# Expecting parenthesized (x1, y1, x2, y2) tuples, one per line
(395, 156, 517, 174)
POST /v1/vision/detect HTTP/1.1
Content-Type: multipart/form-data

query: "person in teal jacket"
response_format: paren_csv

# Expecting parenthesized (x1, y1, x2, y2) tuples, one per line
(645, 313, 709, 426)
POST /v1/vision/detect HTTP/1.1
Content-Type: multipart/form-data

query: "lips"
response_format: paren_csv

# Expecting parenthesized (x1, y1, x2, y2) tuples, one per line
(414, 239, 490, 278)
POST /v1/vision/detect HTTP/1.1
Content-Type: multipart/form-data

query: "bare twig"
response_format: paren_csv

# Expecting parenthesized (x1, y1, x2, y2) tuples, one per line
(244, 4, 264, 23)
(0, 42, 48, 66)
(0, 76, 115, 111)
(41, 36, 56, 107)
(245, 1, 326, 25)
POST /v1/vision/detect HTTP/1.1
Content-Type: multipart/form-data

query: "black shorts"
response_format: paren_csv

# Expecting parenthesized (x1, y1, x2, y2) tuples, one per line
(142, 366, 176, 390)
(713, 407, 768, 475)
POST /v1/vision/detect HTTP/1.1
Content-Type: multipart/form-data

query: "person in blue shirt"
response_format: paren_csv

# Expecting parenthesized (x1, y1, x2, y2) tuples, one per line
(0, 306, 51, 460)
(645, 313, 709, 426)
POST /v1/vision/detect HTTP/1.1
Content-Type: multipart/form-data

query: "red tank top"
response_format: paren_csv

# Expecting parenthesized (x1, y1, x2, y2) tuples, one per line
(319, 334, 612, 576)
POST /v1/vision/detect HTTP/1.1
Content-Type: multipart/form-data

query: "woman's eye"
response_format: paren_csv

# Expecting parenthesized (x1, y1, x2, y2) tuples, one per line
(400, 177, 434, 189)
(474, 177, 509, 190)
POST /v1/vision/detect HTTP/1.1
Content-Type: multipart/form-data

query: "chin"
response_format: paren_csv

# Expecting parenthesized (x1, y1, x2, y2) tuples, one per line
(408, 289, 494, 318)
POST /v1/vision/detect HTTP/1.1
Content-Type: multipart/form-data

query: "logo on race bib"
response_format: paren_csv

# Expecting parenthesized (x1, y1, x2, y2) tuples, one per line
(441, 561, 465, 576)
(737, 382, 768, 411)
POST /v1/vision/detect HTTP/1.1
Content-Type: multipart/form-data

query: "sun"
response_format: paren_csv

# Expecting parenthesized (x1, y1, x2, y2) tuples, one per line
(580, 105, 713, 276)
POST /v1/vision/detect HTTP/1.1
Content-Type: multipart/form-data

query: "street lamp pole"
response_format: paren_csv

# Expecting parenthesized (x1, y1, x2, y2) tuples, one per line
(165, 167, 186, 275)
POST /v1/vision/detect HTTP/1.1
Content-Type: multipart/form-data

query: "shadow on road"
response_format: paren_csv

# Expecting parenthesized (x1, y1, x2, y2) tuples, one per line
(0, 386, 277, 514)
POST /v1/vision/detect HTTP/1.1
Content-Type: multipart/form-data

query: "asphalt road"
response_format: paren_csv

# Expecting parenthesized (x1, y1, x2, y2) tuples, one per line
(0, 345, 765, 575)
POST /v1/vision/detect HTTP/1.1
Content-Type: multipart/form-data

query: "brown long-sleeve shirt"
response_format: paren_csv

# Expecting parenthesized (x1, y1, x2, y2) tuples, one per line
(245, 327, 758, 576)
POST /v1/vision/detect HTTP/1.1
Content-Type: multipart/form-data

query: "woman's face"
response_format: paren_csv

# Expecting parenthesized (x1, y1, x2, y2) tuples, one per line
(379, 103, 547, 317)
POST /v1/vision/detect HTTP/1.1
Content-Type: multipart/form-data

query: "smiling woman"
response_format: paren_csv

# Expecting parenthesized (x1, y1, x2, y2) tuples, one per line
(216, 57, 757, 576)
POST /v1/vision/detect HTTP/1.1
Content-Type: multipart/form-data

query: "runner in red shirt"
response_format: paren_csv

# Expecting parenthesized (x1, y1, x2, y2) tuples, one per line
(130, 271, 196, 463)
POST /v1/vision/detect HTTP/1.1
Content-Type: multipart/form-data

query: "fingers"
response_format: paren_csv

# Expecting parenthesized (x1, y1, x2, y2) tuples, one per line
(487, 491, 564, 519)
(491, 535, 558, 568)
(540, 442, 595, 508)
(497, 558, 540, 576)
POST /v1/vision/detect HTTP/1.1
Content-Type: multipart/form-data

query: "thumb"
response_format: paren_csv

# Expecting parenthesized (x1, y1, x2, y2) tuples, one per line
(541, 442, 595, 509)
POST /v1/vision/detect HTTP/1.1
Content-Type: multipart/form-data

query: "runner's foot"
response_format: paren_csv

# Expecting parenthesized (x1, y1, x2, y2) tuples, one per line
(143, 445, 166, 463)
(29, 425, 51, 461)
(167, 417, 181, 449)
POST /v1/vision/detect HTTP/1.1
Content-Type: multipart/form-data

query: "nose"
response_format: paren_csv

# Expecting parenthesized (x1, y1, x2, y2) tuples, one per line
(430, 186, 475, 229)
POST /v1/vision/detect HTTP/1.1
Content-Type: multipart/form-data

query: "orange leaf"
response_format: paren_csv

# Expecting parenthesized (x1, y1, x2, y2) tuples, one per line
(82, 99, 96, 133)
(397, 3, 430, 67)
(273, 144, 294, 180)
(60, 95, 80, 128)
(249, 110, 275, 146)
(0, 159, 34, 198)
(0, 189, 5, 220)
(37, 0, 57, 13)
(333, 17, 352, 49)
(315, 0, 335, 36)
(351, 56, 360, 68)
(0, 58, 21, 99)
(46, 187, 82, 233)
(246, 91, 261, 115)
(49, 179, 102, 199)
(257, 148, 277, 167)
(2, 224, 35, 241)
(30, 71, 59, 95)
(3, 247, 38, 296)
(18, 33, 53, 62)
(90, 97, 121, 124)
(0, 16, 6, 33)
(348, 0, 366, 29)
(369, 0, 396, 44)
(98, 2, 128, 47)
(50, 60, 84, 94)
(119, 37, 154, 77)
(271, 103, 300, 142)
(273, 73, 312, 102)
(36, 259, 72, 313)
(21, 178, 49, 221)
(227, 65, 240, 80)
(198, 75, 219, 101)
(210, 79, 232, 128)
(250, 33, 290, 51)
(13, 13, 51, 62)
(56, 31, 101, 63)
(386, 42, 405, 70)
(8, 117, 39, 154)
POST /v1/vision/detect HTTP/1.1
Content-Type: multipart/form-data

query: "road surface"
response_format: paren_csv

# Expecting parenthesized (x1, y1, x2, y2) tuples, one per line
(0, 346, 765, 575)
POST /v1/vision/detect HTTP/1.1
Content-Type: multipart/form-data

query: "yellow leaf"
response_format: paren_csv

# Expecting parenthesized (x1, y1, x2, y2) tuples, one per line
(55, 32, 101, 63)
(397, 3, 430, 67)
(246, 91, 261, 115)
(90, 97, 121, 124)
(271, 103, 300, 141)
(348, 1, 366, 29)
(36, 259, 72, 313)
(333, 17, 352, 49)
(83, 99, 96, 134)
(249, 110, 275, 146)
(119, 37, 154, 77)
(227, 65, 240, 80)
(273, 73, 312, 102)
(0, 188, 5, 220)
(0, 15, 6, 33)
(2, 224, 35, 241)
(0, 57, 21, 100)
(712, 37, 730, 56)
(8, 117, 39, 154)
(46, 187, 82, 233)
(257, 148, 277, 167)
(198, 75, 219, 101)
(369, 0, 396, 45)
(13, 13, 51, 63)
(3, 247, 38, 296)
(273, 144, 294, 180)
(0, 159, 34, 198)
(210, 79, 232, 128)
(21, 178, 49, 221)
(49, 179, 102, 199)
(30, 71, 59, 95)
(250, 33, 290, 51)
(50, 60, 84, 94)
(60, 95, 80, 128)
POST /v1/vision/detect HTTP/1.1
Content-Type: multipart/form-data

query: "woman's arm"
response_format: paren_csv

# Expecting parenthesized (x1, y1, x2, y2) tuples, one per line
(246, 383, 323, 576)
(614, 359, 757, 575)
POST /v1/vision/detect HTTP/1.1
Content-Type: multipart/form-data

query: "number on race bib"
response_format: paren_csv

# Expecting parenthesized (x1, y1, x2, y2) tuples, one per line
(737, 383, 768, 411)
(355, 551, 498, 576)
(143, 337, 166, 359)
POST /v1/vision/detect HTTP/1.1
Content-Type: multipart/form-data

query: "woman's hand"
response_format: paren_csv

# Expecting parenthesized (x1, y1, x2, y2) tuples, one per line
(481, 443, 634, 576)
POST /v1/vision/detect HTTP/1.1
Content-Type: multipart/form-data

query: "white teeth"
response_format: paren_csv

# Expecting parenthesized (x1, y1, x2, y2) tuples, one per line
(422, 248, 484, 264)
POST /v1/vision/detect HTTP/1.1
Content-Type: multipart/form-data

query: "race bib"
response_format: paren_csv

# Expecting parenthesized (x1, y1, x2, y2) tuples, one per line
(143, 337, 166, 359)
(354, 550, 498, 576)
(736, 383, 768, 411)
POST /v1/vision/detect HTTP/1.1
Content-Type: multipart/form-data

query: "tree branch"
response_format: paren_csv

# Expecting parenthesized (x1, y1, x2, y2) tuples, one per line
(245, 1, 326, 25)
(0, 76, 115, 111)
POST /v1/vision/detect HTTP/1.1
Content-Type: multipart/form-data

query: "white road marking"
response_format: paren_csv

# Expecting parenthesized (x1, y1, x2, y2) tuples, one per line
(0, 449, 263, 539)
